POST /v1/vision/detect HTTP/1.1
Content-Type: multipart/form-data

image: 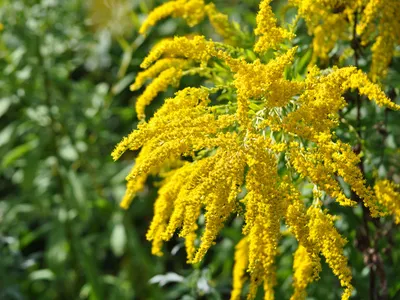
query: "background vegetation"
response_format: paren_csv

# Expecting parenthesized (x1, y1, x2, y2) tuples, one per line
(1, 0, 399, 299)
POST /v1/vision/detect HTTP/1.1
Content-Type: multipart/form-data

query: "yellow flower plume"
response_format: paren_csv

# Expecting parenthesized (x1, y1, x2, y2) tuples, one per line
(112, 1, 400, 299)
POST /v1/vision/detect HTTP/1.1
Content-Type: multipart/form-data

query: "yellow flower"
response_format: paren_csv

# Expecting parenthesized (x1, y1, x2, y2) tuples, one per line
(139, 0, 242, 45)
(358, 0, 400, 80)
(130, 58, 189, 91)
(146, 163, 193, 255)
(231, 238, 249, 300)
(219, 48, 297, 126)
(139, 0, 207, 34)
(135, 67, 183, 120)
(205, 3, 237, 43)
(241, 135, 288, 299)
(372, 179, 400, 223)
(292, 0, 400, 80)
(291, 245, 320, 300)
(113, 1, 400, 299)
(307, 205, 353, 300)
(282, 66, 400, 140)
(140, 36, 214, 69)
(254, 0, 294, 52)
(119, 173, 147, 209)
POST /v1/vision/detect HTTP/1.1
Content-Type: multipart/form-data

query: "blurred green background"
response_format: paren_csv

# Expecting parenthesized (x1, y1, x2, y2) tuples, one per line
(1, 1, 400, 300)
(0, 1, 256, 299)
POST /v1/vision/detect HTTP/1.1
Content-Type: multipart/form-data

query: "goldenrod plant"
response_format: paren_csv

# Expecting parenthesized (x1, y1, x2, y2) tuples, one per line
(289, 0, 400, 81)
(113, 0, 400, 299)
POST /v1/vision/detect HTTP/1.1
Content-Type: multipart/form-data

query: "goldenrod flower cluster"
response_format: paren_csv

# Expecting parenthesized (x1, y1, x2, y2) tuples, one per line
(290, 0, 400, 80)
(139, 0, 243, 46)
(139, 0, 206, 34)
(113, 1, 400, 299)
(254, 0, 294, 52)
(373, 180, 400, 223)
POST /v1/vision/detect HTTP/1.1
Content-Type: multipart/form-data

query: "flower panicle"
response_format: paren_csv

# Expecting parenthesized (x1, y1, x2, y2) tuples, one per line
(112, 0, 400, 299)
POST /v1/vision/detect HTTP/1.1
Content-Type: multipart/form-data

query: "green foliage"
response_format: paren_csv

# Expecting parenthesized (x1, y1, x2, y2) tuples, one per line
(0, 0, 161, 299)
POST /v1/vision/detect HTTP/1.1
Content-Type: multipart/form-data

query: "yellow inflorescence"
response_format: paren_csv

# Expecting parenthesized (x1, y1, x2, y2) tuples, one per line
(307, 204, 353, 300)
(291, 245, 319, 300)
(231, 238, 249, 300)
(373, 180, 400, 223)
(146, 163, 194, 255)
(140, 35, 214, 69)
(135, 67, 183, 120)
(290, 0, 352, 64)
(358, 0, 400, 80)
(291, 0, 400, 80)
(113, 1, 400, 299)
(130, 58, 189, 91)
(140, 0, 241, 45)
(139, 0, 207, 34)
(254, 0, 294, 52)
(219, 47, 298, 127)
(204, 3, 238, 44)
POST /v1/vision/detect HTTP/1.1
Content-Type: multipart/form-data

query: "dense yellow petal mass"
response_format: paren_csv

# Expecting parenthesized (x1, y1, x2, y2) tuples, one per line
(308, 205, 353, 300)
(241, 135, 290, 299)
(254, 0, 294, 52)
(120, 173, 147, 209)
(290, 0, 352, 64)
(292, 0, 400, 80)
(291, 245, 319, 300)
(219, 48, 297, 126)
(358, 0, 400, 80)
(135, 67, 183, 120)
(231, 238, 249, 300)
(141, 36, 214, 69)
(113, 0, 400, 299)
(130, 58, 189, 91)
(282, 66, 400, 140)
(146, 164, 193, 255)
(192, 141, 246, 263)
(373, 180, 400, 223)
(139, 0, 240, 46)
(139, 0, 207, 34)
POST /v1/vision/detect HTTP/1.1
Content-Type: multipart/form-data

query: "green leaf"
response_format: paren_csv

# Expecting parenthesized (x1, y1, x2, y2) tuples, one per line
(29, 269, 55, 281)
(0, 98, 11, 118)
(0, 124, 15, 147)
(2, 140, 37, 168)
(110, 223, 126, 257)
(66, 169, 87, 209)
(296, 47, 312, 75)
